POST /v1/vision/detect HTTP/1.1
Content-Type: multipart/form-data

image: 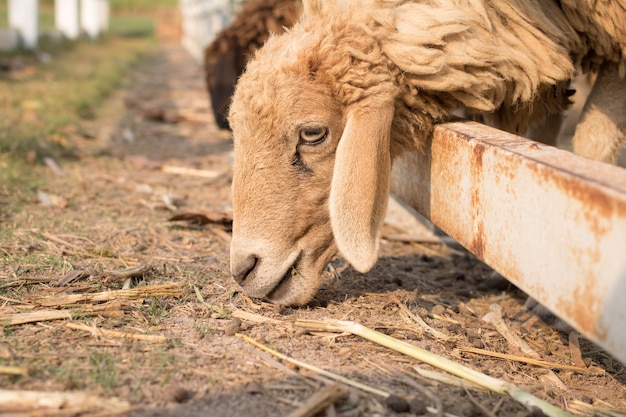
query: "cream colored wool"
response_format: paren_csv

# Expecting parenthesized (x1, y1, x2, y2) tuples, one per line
(560, 0, 626, 77)
(231, 0, 592, 157)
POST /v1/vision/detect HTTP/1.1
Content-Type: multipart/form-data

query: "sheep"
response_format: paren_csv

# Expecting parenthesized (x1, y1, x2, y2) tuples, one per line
(203, 0, 301, 129)
(228, 0, 626, 306)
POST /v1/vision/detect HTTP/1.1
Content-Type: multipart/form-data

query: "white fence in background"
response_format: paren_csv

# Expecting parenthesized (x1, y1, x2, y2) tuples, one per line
(1, 0, 109, 50)
(178, 0, 245, 63)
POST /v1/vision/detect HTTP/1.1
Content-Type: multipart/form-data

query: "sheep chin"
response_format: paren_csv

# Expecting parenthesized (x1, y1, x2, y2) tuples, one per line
(265, 272, 324, 306)
(264, 247, 338, 306)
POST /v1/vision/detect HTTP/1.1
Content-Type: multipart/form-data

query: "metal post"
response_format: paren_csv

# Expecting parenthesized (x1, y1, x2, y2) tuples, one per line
(98, 0, 109, 33)
(391, 121, 626, 364)
(8, 0, 39, 49)
(80, 0, 100, 39)
(55, 0, 80, 39)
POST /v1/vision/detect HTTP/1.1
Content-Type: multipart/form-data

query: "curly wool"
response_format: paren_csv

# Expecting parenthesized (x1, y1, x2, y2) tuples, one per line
(559, 0, 626, 76)
(203, 0, 302, 99)
(234, 0, 625, 157)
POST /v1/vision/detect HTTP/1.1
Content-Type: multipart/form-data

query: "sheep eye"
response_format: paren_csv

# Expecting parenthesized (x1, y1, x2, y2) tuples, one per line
(299, 126, 328, 145)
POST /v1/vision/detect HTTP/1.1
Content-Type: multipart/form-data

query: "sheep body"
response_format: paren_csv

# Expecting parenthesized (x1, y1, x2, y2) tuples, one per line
(203, 0, 301, 129)
(228, 0, 626, 306)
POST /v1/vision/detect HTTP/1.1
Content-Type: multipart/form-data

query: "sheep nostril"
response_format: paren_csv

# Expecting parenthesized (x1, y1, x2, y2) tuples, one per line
(231, 255, 258, 285)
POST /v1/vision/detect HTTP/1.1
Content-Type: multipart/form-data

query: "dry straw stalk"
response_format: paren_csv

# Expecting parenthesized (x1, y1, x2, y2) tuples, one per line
(295, 319, 575, 417)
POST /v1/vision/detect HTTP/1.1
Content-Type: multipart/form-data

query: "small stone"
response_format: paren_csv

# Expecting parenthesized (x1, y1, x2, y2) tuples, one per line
(451, 400, 475, 417)
(431, 304, 446, 315)
(244, 381, 263, 394)
(528, 406, 548, 417)
(453, 272, 466, 280)
(468, 336, 484, 348)
(447, 324, 462, 334)
(391, 277, 403, 286)
(386, 394, 410, 412)
(409, 396, 427, 414)
(168, 387, 193, 403)
(224, 318, 241, 336)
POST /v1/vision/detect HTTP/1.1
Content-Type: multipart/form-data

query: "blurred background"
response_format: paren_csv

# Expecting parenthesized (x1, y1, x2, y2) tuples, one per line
(0, 0, 247, 187)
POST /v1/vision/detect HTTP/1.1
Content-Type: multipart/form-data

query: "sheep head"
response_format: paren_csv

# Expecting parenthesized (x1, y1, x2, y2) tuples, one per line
(228, 14, 403, 305)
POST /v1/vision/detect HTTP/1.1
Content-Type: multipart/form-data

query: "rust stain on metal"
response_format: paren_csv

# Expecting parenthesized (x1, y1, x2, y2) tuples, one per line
(469, 221, 485, 260)
(469, 142, 486, 260)
(528, 162, 626, 243)
(425, 122, 626, 364)
(557, 276, 606, 341)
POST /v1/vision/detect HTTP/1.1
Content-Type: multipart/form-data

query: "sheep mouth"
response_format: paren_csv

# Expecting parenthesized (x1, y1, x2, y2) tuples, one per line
(266, 254, 303, 301)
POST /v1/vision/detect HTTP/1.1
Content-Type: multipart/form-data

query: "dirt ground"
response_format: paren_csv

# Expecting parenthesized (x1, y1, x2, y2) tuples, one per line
(1, 38, 626, 417)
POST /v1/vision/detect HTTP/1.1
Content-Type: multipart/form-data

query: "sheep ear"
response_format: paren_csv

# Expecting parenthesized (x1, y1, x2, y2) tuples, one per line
(302, 0, 322, 16)
(329, 102, 394, 273)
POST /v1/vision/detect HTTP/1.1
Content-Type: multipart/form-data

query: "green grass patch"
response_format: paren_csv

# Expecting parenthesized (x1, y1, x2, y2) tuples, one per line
(0, 34, 153, 159)
(88, 350, 118, 394)
(110, 0, 178, 13)
(109, 15, 155, 38)
(0, 0, 178, 27)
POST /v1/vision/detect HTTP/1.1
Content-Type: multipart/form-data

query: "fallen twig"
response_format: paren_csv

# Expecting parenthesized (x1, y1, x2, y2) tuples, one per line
(66, 322, 168, 343)
(57, 269, 91, 286)
(285, 383, 346, 417)
(0, 389, 130, 414)
(100, 264, 156, 284)
(458, 346, 597, 373)
(398, 303, 456, 342)
(236, 333, 390, 398)
(0, 365, 28, 376)
(481, 304, 568, 390)
(39, 232, 90, 254)
(567, 399, 626, 417)
(0, 302, 124, 326)
(162, 165, 222, 179)
(482, 304, 539, 358)
(568, 332, 587, 369)
(31, 283, 184, 307)
(231, 308, 282, 324)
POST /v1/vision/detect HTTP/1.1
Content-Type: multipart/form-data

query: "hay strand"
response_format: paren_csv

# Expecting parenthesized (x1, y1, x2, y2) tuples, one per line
(0, 302, 124, 326)
(459, 346, 598, 373)
(66, 322, 169, 343)
(285, 383, 346, 417)
(0, 389, 130, 414)
(31, 283, 184, 307)
(236, 333, 390, 398)
(295, 319, 574, 417)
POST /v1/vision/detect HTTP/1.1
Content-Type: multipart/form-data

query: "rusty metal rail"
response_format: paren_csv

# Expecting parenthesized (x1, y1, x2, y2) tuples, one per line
(390, 121, 626, 364)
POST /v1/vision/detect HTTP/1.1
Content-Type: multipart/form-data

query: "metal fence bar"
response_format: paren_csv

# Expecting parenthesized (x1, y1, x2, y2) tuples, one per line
(8, 0, 39, 49)
(81, 0, 107, 39)
(391, 121, 626, 364)
(55, 0, 80, 39)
